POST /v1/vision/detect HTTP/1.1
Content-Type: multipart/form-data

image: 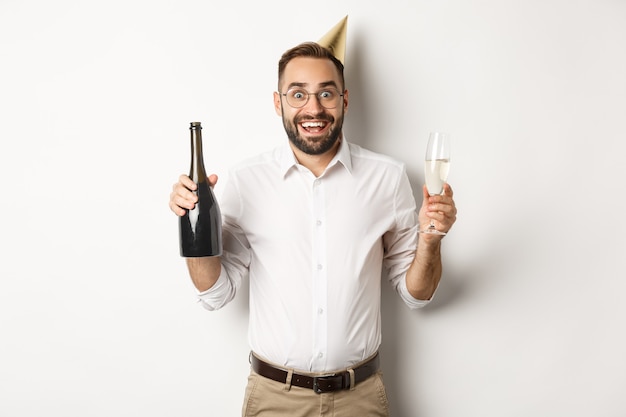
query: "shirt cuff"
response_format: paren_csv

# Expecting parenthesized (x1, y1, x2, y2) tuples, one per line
(398, 278, 433, 309)
(196, 268, 232, 311)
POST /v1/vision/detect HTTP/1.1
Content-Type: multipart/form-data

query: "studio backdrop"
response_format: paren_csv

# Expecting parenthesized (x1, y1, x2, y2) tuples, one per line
(1, 1, 625, 416)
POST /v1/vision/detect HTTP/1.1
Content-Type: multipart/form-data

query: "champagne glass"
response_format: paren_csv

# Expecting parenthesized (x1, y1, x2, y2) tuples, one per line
(420, 132, 451, 235)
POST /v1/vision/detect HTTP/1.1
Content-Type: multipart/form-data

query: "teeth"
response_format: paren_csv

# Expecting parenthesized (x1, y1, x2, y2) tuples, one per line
(302, 122, 324, 128)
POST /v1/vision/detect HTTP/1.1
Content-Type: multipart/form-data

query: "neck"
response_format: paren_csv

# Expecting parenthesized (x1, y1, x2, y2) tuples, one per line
(290, 137, 341, 177)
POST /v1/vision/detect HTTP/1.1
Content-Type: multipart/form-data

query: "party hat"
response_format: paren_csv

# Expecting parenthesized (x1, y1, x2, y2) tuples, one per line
(317, 15, 348, 64)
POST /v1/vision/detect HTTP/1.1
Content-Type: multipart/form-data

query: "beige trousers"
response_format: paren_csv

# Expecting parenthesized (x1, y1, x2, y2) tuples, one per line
(241, 368, 390, 417)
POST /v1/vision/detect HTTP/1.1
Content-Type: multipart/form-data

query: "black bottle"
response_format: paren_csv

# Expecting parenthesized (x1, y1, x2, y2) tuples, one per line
(179, 122, 222, 257)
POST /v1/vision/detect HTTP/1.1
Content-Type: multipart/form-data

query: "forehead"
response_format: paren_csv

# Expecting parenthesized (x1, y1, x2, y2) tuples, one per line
(280, 57, 341, 89)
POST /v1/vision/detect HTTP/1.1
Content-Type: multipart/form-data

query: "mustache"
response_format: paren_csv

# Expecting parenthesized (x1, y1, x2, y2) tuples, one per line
(295, 114, 334, 123)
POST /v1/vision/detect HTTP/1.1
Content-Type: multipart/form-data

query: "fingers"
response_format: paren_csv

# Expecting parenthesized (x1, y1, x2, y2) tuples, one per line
(424, 183, 457, 233)
(169, 174, 198, 216)
(179, 174, 219, 188)
(179, 174, 197, 191)
(169, 174, 220, 216)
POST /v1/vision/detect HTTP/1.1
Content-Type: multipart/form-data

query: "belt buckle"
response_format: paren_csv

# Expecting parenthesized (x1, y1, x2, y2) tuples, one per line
(313, 374, 339, 394)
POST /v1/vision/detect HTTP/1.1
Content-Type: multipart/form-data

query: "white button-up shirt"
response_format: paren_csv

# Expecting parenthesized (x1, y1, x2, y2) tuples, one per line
(198, 139, 430, 373)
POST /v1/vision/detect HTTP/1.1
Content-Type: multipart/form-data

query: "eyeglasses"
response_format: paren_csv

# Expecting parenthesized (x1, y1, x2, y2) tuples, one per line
(281, 87, 344, 109)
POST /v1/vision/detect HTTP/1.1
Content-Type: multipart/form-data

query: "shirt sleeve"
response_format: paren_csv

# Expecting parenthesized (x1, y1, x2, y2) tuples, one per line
(196, 172, 251, 311)
(197, 269, 235, 311)
(383, 165, 433, 309)
(397, 277, 433, 309)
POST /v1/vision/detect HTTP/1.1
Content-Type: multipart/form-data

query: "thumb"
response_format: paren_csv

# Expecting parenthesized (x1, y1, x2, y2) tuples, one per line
(422, 184, 430, 200)
(208, 174, 219, 187)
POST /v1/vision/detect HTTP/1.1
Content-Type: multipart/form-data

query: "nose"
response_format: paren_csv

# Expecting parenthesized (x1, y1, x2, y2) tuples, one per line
(304, 93, 325, 112)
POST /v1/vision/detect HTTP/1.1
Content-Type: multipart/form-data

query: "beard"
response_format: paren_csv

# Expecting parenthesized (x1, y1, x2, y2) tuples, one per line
(282, 111, 344, 156)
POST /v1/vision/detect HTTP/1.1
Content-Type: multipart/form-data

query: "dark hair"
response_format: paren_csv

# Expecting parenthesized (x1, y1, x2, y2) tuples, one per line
(277, 42, 345, 90)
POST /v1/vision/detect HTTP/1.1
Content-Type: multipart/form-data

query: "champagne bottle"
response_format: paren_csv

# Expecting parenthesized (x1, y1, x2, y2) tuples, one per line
(179, 122, 223, 257)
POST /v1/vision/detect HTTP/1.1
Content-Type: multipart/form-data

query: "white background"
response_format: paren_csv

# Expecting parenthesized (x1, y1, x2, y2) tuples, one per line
(1, 0, 625, 416)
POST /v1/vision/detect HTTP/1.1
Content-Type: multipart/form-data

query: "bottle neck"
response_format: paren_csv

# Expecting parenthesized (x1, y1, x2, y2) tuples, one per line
(189, 126, 207, 183)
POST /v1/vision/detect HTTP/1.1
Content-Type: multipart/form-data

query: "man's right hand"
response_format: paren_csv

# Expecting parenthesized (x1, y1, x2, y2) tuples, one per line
(169, 174, 218, 216)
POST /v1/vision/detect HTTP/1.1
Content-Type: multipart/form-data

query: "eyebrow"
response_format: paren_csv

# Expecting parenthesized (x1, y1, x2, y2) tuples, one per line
(286, 81, 339, 90)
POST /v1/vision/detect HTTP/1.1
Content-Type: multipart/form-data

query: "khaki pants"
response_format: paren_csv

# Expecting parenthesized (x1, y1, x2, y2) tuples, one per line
(241, 369, 390, 417)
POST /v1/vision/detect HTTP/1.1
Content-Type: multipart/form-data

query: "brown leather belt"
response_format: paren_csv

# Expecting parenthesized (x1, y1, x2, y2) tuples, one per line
(250, 352, 380, 394)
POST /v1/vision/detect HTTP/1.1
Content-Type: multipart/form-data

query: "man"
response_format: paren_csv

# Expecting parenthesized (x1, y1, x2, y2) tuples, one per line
(169, 37, 457, 416)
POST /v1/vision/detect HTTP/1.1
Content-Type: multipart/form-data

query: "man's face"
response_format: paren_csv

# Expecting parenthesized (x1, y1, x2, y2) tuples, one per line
(274, 57, 348, 156)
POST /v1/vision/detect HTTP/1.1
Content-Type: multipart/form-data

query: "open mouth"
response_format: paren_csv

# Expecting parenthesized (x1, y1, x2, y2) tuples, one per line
(300, 121, 329, 134)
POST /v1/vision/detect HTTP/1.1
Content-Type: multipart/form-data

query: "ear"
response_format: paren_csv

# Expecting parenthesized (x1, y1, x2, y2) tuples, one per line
(273, 91, 282, 116)
(342, 89, 349, 113)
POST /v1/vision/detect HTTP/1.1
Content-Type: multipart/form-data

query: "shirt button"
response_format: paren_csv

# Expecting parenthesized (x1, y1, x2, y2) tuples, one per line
(316, 220, 322, 226)
(318, 352, 324, 358)
(317, 264, 323, 270)
(318, 308, 324, 315)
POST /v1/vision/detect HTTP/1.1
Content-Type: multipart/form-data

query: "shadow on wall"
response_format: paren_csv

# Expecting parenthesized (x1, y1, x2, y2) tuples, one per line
(379, 257, 470, 416)
(378, 212, 532, 414)
(343, 29, 374, 151)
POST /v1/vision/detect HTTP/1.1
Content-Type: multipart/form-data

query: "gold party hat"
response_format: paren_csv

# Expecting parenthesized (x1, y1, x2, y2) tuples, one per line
(317, 15, 348, 64)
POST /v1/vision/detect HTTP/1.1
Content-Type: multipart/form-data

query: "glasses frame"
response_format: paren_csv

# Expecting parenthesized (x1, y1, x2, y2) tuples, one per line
(280, 87, 345, 109)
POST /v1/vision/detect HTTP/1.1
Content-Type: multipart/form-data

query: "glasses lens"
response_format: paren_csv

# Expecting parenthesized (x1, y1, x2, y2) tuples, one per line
(286, 89, 308, 108)
(318, 89, 340, 109)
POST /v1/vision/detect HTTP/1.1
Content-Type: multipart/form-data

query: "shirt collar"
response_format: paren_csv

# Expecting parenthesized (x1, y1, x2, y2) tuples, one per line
(278, 137, 353, 178)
